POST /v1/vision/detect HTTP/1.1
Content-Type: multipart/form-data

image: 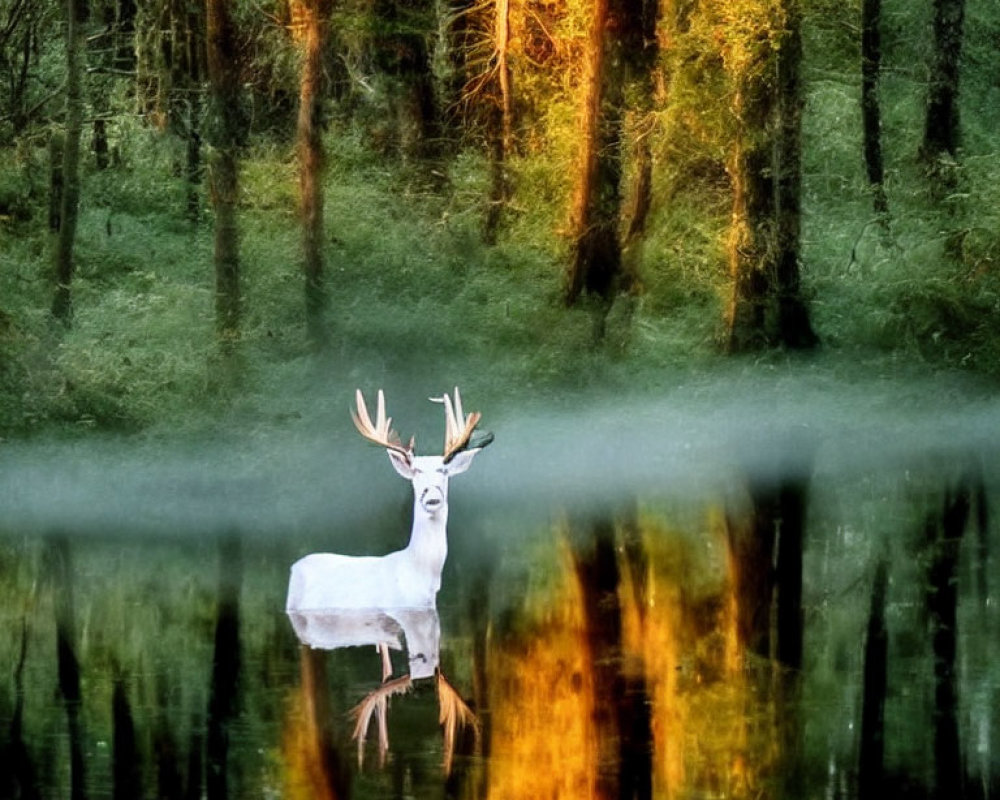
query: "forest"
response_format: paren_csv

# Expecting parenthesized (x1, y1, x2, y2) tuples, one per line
(0, 0, 999, 798)
(0, 0, 996, 433)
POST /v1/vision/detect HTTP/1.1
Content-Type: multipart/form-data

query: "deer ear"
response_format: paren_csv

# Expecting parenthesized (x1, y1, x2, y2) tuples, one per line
(443, 448, 479, 475)
(387, 449, 415, 479)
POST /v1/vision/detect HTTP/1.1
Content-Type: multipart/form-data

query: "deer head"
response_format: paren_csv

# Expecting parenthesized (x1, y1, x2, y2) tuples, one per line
(352, 388, 493, 520)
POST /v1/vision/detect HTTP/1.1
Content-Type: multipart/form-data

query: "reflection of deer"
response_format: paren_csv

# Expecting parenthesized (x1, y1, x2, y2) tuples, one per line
(286, 388, 492, 612)
(288, 605, 477, 770)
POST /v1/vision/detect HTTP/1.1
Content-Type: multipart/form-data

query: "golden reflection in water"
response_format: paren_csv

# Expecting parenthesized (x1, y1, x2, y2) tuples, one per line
(486, 536, 598, 800)
(487, 509, 777, 799)
(281, 646, 344, 800)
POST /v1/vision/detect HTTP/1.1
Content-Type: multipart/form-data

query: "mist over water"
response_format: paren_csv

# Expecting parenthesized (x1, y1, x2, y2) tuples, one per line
(1, 367, 996, 538)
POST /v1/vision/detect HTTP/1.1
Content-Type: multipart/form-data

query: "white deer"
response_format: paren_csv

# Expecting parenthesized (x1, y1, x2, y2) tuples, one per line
(285, 387, 492, 612)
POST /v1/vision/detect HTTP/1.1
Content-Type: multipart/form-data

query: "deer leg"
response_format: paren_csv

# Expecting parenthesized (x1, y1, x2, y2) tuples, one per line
(378, 642, 392, 682)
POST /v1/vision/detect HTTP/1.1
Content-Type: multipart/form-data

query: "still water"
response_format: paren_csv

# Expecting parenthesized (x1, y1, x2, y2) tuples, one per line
(1, 383, 998, 799)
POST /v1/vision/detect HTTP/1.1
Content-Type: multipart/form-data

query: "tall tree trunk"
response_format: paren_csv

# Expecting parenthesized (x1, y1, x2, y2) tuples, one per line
(926, 485, 970, 800)
(566, 0, 648, 329)
(622, 0, 659, 246)
(482, 0, 512, 244)
(570, 517, 653, 800)
(295, 0, 332, 349)
(861, 0, 889, 217)
(858, 559, 888, 800)
(774, 0, 818, 350)
(206, 535, 242, 800)
(112, 675, 142, 799)
(205, 0, 243, 350)
(179, 0, 204, 222)
(50, 537, 87, 800)
(726, 0, 816, 352)
(51, 0, 88, 324)
(372, 0, 440, 163)
(921, 0, 965, 161)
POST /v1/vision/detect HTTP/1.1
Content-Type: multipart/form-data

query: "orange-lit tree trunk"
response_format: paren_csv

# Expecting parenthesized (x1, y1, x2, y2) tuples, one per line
(571, 516, 653, 800)
(565, 0, 650, 328)
(294, 0, 332, 348)
(565, 0, 617, 314)
(51, 0, 87, 324)
(482, 0, 512, 244)
(726, 0, 816, 352)
(205, 0, 243, 351)
(623, 0, 659, 245)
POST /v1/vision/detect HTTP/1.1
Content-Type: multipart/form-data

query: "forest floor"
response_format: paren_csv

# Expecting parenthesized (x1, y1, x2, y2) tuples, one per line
(0, 121, 998, 444)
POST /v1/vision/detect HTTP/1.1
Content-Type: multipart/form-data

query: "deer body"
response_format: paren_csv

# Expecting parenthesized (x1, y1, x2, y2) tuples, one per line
(286, 391, 490, 613)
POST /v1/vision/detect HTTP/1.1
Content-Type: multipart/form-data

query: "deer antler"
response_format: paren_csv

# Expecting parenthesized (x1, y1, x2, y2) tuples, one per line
(351, 389, 415, 458)
(350, 674, 413, 767)
(434, 387, 483, 463)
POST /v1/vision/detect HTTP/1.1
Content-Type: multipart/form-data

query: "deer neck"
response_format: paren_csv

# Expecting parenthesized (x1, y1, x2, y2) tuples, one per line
(405, 505, 449, 579)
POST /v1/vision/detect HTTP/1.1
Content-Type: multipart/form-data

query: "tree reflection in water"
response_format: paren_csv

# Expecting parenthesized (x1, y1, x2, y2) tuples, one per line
(0, 460, 997, 798)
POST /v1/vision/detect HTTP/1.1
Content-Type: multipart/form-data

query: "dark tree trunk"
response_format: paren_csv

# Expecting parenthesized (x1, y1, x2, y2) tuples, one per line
(297, 0, 333, 349)
(50, 537, 87, 800)
(727, 443, 813, 670)
(727, 0, 816, 352)
(93, 119, 109, 169)
(372, 0, 440, 162)
(49, 131, 65, 233)
(774, 0, 818, 350)
(861, 0, 889, 216)
(51, 0, 88, 325)
(565, 0, 650, 323)
(858, 560, 888, 800)
(206, 536, 242, 800)
(2, 618, 40, 800)
(570, 517, 653, 800)
(154, 678, 184, 800)
(112, 676, 142, 799)
(205, 0, 243, 350)
(926, 485, 970, 800)
(922, 0, 965, 161)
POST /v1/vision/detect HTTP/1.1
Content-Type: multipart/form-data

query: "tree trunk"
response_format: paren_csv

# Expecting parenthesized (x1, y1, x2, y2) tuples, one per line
(921, 0, 965, 161)
(51, 0, 87, 325)
(372, 0, 440, 162)
(112, 676, 142, 800)
(50, 537, 87, 800)
(205, 0, 243, 350)
(622, 0, 659, 246)
(296, 0, 332, 348)
(565, 0, 642, 321)
(926, 486, 969, 800)
(774, 0, 818, 349)
(861, 0, 889, 217)
(858, 559, 888, 800)
(726, 0, 816, 352)
(180, 0, 204, 222)
(482, 0, 512, 244)
(206, 536, 242, 800)
(570, 517, 653, 800)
